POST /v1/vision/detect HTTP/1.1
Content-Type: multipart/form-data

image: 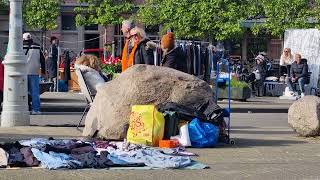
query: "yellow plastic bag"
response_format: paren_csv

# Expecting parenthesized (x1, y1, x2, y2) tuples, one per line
(127, 105, 165, 147)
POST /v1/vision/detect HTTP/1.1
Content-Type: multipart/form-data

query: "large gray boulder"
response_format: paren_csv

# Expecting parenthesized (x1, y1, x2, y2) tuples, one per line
(288, 96, 320, 137)
(83, 65, 218, 139)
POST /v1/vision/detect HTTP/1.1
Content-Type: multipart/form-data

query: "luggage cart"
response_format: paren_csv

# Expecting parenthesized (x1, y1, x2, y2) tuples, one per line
(215, 57, 234, 145)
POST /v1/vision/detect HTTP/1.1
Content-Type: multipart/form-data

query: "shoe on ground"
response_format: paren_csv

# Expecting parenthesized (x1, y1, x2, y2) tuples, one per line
(31, 111, 42, 115)
(301, 93, 305, 98)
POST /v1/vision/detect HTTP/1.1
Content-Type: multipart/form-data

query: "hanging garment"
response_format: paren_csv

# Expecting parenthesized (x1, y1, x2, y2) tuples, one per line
(186, 45, 193, 74)
(197, 45, 201, 76)
(64, 51, 71, 82)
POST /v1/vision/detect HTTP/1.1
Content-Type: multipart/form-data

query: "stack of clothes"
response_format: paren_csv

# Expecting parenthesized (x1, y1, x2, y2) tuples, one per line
(0, 138, 207, 170)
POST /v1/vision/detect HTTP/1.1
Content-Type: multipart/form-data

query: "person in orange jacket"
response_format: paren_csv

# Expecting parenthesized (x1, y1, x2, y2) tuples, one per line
(121, 20, 135, 72)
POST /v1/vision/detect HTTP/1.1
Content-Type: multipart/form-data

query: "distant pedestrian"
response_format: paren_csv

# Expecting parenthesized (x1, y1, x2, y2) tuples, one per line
(47, 36, 59, 91)
(121, 20, 135, 72)
(128, 27, 156, 66)
(23, 33, 46, 115)
(160, 32, 187, 73)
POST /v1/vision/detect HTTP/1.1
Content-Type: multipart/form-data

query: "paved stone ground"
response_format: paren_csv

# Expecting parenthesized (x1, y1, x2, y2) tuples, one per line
(0, 93, 319, 180)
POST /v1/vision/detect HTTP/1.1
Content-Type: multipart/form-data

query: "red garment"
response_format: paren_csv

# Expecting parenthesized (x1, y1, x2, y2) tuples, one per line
(0, 63, 4, 92)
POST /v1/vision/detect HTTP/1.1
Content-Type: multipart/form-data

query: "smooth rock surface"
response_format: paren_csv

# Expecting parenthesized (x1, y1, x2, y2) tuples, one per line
(288, 96, 320, 137)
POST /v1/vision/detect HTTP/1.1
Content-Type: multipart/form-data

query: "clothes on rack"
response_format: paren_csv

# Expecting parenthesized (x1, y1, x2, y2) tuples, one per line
(151, 40, 220, 83)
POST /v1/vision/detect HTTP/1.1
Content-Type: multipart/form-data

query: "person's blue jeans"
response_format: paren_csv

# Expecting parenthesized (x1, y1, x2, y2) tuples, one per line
(28, 75, 40, 112)
(286, 77, 306, 93)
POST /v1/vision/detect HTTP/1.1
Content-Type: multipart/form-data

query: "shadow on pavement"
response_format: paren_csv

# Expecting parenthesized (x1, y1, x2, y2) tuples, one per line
(231, 129, 294, 135)
(30, 124, 83, 127)
(218, 138, 307, 148)
(0, 134, 81, 143)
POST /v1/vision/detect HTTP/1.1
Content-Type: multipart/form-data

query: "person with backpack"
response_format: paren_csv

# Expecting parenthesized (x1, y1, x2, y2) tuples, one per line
(23, 33, 46, 115)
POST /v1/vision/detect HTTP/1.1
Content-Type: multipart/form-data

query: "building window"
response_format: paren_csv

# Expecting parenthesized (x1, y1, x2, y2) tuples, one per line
(85, 24, 99, 31)
(61, 14, 77, 31)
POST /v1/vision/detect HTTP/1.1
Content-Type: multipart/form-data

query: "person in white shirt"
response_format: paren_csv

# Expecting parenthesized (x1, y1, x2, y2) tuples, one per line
(279, 48, 294, 77)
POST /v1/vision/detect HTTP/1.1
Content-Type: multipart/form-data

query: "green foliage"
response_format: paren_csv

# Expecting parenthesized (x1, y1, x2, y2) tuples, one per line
(23, 0, 61, 31)
(137, 0, 248, 40)
(101, 63, 121, 78)
(249, 0, 319, 37)
(138, 0, 320, 39)
(0, 0, 8, 9)
(75, 0, 134, 27)
(230, 79, 249, 88)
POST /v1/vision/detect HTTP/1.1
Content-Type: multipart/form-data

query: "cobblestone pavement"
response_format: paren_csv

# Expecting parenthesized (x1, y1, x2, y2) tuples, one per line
(0, 95, 319, 180)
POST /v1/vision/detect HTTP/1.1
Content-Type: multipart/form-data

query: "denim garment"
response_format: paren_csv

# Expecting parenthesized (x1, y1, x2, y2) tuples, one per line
(107, 147, 192, 168)
(28, 75, 40, 111)
(31, 148, 81, 170)
(286, 77, 306, 93)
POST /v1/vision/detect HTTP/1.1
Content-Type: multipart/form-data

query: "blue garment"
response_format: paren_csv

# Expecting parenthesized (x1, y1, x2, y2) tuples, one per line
(107, 147, 192, 169)
(28, 75, 40, 111)
(31, 148, 81, 170)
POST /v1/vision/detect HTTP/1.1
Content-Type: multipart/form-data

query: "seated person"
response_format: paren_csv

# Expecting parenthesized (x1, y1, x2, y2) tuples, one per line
(75, 55, 107, 95)
(279, 48, 294, 77)
(246, 55, 266, 96)
(285, 54, 308, 97)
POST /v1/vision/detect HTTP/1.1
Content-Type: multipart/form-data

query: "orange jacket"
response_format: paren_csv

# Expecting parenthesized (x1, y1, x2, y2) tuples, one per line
(122, 40, 138, 72)
(121, 40, 129, 72)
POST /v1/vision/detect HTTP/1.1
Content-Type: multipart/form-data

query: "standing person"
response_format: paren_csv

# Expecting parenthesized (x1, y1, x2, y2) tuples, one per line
(47, 36, 59, 91)
(23, 33, 46, 115)
(121, 20, 135, 72)
(279, 48, 294, 77)
(160, 32, 187, 73)
(285, 54, 308, 98)
(129, 27, 156, 66)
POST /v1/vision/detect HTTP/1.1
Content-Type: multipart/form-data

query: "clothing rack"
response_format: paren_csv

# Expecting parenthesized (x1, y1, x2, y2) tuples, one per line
(153, 40, 215, 82)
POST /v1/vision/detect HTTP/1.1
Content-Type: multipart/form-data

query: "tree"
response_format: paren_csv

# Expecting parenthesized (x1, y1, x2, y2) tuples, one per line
(249, 0, 319, 37)
(74, 0, 134, 27)
(23, 0, 61, 48)
(137, 0, 249, 40)
(0, 0, 8, 9)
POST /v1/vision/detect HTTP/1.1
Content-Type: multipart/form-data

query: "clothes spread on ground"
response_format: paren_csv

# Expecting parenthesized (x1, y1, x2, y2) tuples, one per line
(0, 148, 8, 167)
(106, 145, 192, 168)
(0, 138, 206, 170)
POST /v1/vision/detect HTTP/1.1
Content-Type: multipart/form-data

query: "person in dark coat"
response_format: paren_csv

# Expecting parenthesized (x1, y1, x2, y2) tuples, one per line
(47, 36, 59, 91)
(128, 27, 156, 66)
(246, 55, 267, 96)
(285, 54, 308, 97)
(160, 32, 187, 73)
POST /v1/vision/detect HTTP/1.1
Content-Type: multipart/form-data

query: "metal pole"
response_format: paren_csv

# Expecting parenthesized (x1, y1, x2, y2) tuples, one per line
(56, 45, 60, 92)
(1, 0, 30, 127)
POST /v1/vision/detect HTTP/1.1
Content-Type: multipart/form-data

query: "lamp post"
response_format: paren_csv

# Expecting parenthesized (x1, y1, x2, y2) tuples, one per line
(1, 0, 30, 127)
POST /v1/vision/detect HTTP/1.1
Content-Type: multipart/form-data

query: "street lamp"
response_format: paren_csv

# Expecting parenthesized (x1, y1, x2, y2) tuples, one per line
(1, 0, 30, 127)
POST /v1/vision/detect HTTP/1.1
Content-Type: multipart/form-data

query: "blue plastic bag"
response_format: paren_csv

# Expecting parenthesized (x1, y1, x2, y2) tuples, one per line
(188, 118, 219, 148)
